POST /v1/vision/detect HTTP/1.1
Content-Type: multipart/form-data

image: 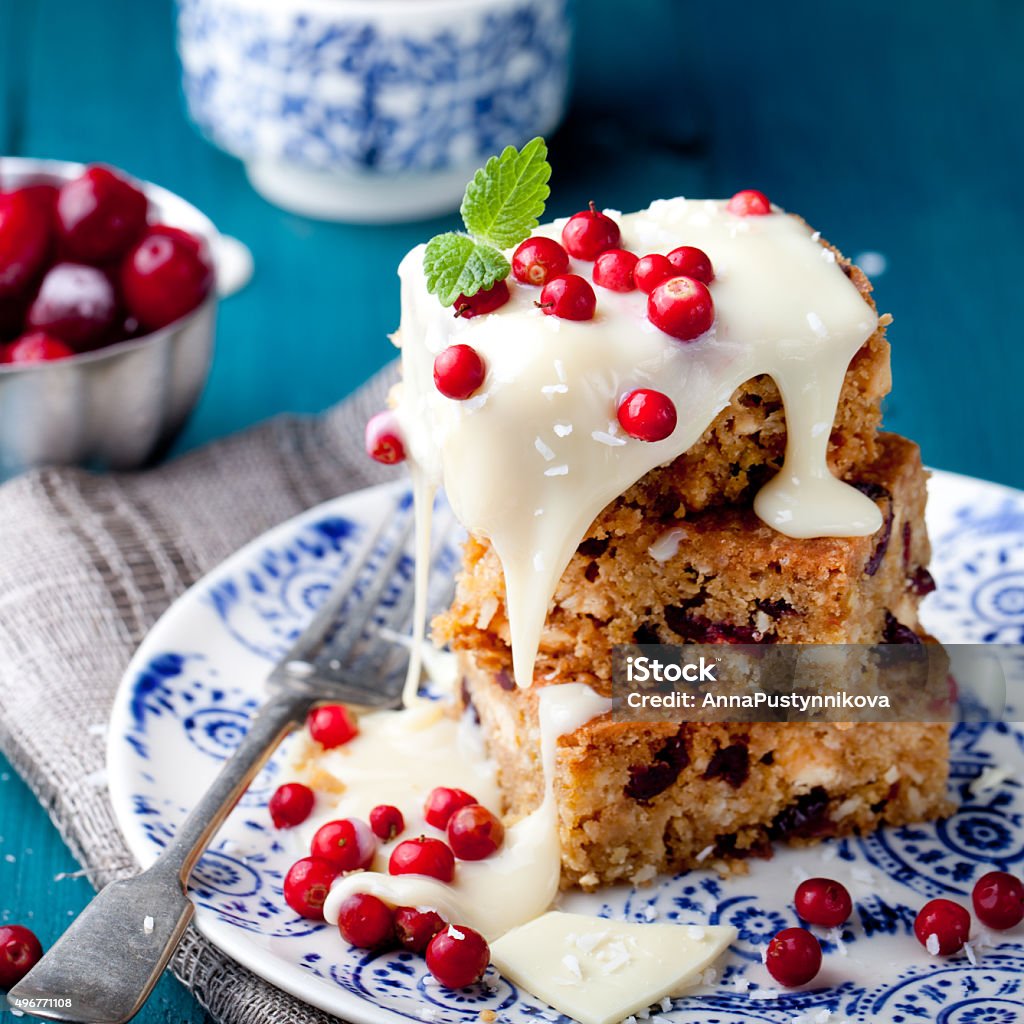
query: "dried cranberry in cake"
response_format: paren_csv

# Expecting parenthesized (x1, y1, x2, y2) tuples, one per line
(765, 928, 821, 987)
(283, 857, 339, 920)
(311, 818, 378, 872)
(512, 237, 569, 286)
(0, 190, 51, 298)
(424, 786, 477, 829)
(447, 804, 505, 860)
(702, 743, 750, 789)
(365, 410, 406, 465)
(909, 567, 937, 596)
(426, 925, 490, 989)
(370, 804, 405, 841)
(0, 925, 43, 989)
(536, 274, 596, 321)
(337, 893, 395, 949)
(972, 871, 1024, 930)
(395, 906, 446, 953)
(617, 388, 677, 442)
(121, 225, 214, 331)
(27, 263, 117, 349)
(667, 245, 714, 284)
(561, 203, 620, 260)
(794, 877, 853, 928)
(1, 331, 74, 364)
(307, 704, 359, 748)
(633, 254, 675, 294)
(883, 611, 922, 644)
(647, 277, 714, 341)
(727, 189, 772, 216)
(624, 727, 689, 802)
(268, 782, 315, 829)
(453, 279, 510, 318)
(389, 837, 456, 882)
(434, 344, 486, 400)
(914, 898, 971, 955)
(56, 166, 148, 264)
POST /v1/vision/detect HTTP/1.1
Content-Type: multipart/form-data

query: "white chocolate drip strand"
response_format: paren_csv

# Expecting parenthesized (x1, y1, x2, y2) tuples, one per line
(319, 683, 610, 940)
(402, 466, 436, 708)
(393, 198, 883, 687)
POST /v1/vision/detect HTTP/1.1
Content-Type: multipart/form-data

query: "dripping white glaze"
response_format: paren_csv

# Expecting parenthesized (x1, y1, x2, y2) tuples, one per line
(311, 683, 611, 941)
(392, 197, 882, 688)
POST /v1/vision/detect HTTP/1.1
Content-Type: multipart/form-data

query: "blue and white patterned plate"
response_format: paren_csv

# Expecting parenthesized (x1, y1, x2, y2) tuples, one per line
(107, 472, 1024, 1023)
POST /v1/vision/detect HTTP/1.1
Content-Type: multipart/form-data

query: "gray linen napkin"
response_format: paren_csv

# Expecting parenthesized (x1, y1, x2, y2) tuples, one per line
(0, 362, 400, 1024)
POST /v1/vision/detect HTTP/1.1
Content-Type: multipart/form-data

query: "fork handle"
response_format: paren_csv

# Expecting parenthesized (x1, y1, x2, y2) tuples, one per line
(8, 690, 314, 1023)
(158, 689, 314, 879)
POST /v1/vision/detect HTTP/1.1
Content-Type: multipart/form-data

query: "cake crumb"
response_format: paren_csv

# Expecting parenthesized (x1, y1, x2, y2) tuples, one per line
(479, 1010, 497, 1022)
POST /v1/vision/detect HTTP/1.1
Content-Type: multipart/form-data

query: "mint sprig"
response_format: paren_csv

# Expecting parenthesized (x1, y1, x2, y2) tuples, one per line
(424, 137, 551, 308)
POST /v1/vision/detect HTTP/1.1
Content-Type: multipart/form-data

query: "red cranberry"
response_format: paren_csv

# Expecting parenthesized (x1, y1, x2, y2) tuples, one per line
(592, 248, 638, 292)
(426, 925, 490, 988)
(0, 190, 51, 298)
(0, 925, 43, 989)
(914, 898, 971, 955)
(794, 877, 853, 928)
(365, 410, 406, 465)
(536, 274, 596, 321)
(27, 262, 117, 349)
(765, 927, 822, 987)
(617, 388, 677, 442)
(389, 837, 456, 883)
(727, 189, 772, 216)
(447, 804, 505, 861)
(667, 245, 714, 284)
(283, 857, 339, 920)
(434, 344, 485, 400)
(307, 704, 359, 749)
(453, 279, 510, 318)
(561, 204, 620, 260)
(370, 804, 405, 841)
(972, 871, 1024, 930)
(647, 276, 714, 341)
(424, 787, 477, 830)
(633, 253, 675, 294)
(512, 237, 569, 286)
(57, 166, 148, 264)
(395, 906, 446, 953)
(121, 225, 213, 331)
(311, 818, 378, 872)
(1, 331, 74, 364)
(268, 782, 315, 829)
(337, 893, 395, 949)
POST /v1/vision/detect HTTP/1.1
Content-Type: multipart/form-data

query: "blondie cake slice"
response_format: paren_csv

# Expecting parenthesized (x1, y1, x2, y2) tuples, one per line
(437, 433, 934, 691)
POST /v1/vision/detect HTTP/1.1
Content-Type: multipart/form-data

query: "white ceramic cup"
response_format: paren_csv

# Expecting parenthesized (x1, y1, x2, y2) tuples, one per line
(176, 0, 573, 222)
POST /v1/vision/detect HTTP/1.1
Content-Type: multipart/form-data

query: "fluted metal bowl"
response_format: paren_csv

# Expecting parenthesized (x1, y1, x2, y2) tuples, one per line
(0, 157, 220, 480)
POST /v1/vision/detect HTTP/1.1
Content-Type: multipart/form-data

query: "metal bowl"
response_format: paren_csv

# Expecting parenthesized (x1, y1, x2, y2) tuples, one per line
(0, 157, 219, 479)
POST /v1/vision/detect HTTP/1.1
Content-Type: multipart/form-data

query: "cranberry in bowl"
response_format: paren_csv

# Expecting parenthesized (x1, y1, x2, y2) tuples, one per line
(0, 157, 222, 479)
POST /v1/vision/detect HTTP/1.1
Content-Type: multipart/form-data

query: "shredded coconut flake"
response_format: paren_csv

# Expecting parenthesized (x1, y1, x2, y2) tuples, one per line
(659, 997, 672, 1013)
(964, 940, 978, 966)
(561, 954, 582, 980)
(591, 430, 627, 447)
(700, 967, 717, 986)
(541, 383, 568, 395)
(749, 988, 779, 1001)
(969, 764, 1015, 796)
(733, 976, 751, 993)
(143, 916, 154, 934)
(574, 930, 606, 954)
(534, 437, 556, 461)
(642, 905, 658, 922)
(447, 925, 466, 941)
(553, 423, 573, 437)
(696, 845, 714, 863)
(544, 465, 569, 476)
(925, 933, 940, 956)
(686, 925, 706, 941)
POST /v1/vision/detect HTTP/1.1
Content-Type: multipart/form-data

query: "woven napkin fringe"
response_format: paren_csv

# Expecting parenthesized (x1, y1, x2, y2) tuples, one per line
(0, 362, 400, 1024)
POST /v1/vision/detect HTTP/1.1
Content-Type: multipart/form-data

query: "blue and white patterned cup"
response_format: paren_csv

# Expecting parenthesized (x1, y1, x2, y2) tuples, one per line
(176, 0, 573, 222)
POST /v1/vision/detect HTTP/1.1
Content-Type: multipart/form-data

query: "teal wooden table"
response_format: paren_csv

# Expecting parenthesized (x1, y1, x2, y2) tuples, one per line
(1, 1, 1021, 1021)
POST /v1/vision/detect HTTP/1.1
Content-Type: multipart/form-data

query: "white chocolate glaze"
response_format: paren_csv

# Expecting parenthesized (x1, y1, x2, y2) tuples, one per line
(392, 198, 882, 687)
(316, 682, 611, 941)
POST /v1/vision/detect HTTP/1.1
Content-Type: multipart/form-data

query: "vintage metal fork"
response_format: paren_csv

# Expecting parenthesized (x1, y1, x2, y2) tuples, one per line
(9, 503, 446, 1023)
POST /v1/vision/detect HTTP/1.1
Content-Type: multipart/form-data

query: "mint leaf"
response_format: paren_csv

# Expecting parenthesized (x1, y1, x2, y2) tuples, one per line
(460, 137, 551, 250)
(423, 232, 510, 307)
